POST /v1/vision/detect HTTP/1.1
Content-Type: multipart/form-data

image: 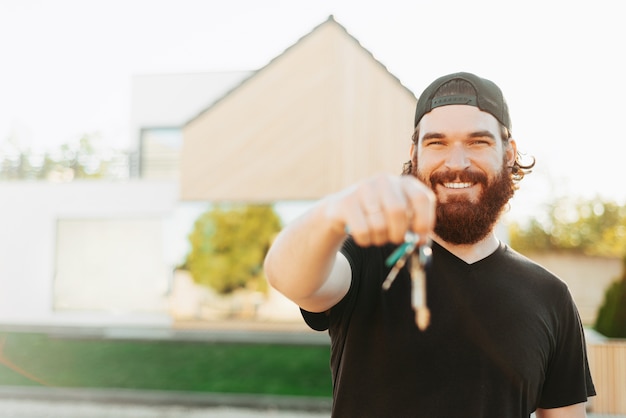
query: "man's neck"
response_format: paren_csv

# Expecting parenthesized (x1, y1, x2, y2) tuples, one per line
(432, 232, 500, 264)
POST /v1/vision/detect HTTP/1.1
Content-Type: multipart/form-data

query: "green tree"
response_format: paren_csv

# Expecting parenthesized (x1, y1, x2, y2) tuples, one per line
(185, 204, 282, 294)
(594, 257, 626, 338)
(50, 134, 106, 179)
(509, 197, 626, 257)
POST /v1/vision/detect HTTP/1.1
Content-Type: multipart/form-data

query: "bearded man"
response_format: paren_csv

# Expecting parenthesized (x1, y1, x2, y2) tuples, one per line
(264, 72, 595, 418)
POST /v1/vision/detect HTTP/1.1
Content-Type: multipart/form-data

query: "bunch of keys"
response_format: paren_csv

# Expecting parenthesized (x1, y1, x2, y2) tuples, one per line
(382, 232, 432, 330)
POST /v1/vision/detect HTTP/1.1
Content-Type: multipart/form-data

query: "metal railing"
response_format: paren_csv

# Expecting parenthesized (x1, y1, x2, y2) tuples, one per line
(0, 151, 143, 181)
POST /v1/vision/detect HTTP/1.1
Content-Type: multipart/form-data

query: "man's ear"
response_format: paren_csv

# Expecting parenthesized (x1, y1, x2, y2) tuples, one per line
(409, 142, 418, 164)
(402, 143, 418, 176)
(506, 138, 517, 166)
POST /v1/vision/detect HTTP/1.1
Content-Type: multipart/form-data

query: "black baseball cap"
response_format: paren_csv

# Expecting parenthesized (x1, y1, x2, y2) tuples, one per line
(414, 72, 511, 132)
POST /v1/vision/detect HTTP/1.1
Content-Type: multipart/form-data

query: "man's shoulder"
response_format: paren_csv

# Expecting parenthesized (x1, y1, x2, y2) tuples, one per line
(500, 244, 569, 290)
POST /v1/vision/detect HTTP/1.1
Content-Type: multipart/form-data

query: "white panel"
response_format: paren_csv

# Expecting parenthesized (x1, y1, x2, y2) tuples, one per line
(55, 218, 169, 313)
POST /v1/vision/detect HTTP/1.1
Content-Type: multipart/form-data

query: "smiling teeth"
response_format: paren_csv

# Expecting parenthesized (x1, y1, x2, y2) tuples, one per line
(444, 182, 473, 189)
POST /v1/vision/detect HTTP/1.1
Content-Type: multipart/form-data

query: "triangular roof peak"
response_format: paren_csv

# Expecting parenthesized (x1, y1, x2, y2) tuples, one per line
(181, 17, 417, 201)
(185, 16, 413, 126)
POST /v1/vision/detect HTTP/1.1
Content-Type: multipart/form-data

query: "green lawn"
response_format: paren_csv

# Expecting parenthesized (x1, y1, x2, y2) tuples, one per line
(0, 332, 332, 397)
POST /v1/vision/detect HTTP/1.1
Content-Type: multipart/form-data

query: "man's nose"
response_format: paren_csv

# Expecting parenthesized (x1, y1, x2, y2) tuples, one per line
(444, 145, 470, 170)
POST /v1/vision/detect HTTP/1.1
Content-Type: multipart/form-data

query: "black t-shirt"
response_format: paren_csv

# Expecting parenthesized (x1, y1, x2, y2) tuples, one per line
(302, 239, 596, 418)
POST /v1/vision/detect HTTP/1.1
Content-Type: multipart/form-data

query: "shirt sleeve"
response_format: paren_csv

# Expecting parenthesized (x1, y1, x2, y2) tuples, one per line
(301, 308, 330, 331)
(300, 237, 361, 332)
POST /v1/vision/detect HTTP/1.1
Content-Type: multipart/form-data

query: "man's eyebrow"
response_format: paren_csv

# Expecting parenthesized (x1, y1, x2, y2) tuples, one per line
(468, 130, 496, 139)
(421, 131, 496, 141)
(421, 132, 445, 141)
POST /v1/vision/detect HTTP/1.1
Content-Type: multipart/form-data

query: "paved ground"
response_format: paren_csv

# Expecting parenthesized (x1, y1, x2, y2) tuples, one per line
(0, 386, 332, 418)
(0, 399, 329, 418)
(0, 396, 622, 418)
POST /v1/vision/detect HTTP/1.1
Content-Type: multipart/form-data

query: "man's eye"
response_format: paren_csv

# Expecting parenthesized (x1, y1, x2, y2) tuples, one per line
(424, 141, 444, 146)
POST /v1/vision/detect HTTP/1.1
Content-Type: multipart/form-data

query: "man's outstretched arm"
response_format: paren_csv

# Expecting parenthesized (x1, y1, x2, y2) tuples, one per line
(264, 174, 435, 313)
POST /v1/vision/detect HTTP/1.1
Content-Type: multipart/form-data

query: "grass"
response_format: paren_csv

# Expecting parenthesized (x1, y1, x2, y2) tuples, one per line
(0, 332, 332, 397)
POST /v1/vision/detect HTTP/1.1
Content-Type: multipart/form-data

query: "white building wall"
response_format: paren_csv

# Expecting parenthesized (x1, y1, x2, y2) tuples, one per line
(55, 217, 168, 313)
(0, 180, 184, 326)
(130, 72, 251, 146)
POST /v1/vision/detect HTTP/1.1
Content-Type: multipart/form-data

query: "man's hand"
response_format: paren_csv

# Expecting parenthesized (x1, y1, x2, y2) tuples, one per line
(324, 173, 436, 247)
(265, 173, 435, 313)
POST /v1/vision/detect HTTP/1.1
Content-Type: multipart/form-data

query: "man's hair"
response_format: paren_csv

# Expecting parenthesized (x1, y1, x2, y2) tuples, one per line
(408, 78, 534, 184)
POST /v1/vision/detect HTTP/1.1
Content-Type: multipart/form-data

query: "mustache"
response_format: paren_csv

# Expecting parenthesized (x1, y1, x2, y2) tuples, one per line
(429, 170, 488, 186)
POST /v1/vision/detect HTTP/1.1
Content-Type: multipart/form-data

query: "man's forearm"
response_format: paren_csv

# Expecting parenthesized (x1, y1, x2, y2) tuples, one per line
(264, 174, 435, 311)
(264, 197, 349, 308)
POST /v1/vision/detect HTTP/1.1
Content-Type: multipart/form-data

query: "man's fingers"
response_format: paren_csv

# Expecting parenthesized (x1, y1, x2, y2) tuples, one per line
(374, 176, 412, 244)
(340, 174, 435, 247)
(401, 177, 436, 242)
(356, 178, 389, 246)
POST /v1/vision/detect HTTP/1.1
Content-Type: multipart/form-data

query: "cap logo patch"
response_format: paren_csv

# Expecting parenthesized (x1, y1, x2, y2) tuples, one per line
(431, 95, 477, 109)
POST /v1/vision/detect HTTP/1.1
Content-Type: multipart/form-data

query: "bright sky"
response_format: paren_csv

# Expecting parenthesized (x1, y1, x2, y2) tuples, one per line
(1, 0, 624, 221)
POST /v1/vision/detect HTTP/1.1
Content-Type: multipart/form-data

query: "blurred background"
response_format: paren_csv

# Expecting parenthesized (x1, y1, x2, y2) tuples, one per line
(0, 0, 625, 416)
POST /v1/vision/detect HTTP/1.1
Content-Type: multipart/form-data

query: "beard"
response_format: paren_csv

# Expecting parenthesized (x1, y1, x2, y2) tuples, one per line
(416, 161, 515, 245)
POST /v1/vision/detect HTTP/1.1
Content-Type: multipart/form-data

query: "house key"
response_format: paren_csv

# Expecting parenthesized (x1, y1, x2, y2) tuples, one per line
(382, 233, 432, 330)
(409, 244, 432, 330)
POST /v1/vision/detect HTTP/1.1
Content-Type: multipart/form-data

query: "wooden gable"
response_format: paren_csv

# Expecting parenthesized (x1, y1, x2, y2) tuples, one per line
(181, 17, 417, 201)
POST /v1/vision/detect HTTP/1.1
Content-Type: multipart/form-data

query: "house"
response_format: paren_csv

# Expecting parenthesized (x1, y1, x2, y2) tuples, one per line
(0, 16, 617, 328)
(0, 16, 415, 326)
(180, 16, 416, 202)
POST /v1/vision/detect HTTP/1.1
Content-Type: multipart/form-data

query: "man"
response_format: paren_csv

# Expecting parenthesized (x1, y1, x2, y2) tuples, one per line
(264, 72, 595, 417)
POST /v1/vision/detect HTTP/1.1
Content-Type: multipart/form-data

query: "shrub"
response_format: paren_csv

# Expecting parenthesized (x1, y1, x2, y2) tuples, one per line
(595, 257, 626, 338)
(185, 204, 282, 294)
